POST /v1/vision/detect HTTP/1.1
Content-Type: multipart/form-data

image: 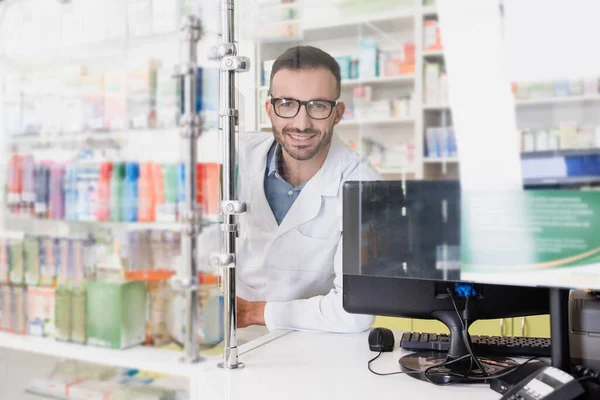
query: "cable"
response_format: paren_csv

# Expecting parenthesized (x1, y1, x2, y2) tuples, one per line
(442, 356, 546, 382)
(446, 287, 489, 377)
(368, 351, 406, 376)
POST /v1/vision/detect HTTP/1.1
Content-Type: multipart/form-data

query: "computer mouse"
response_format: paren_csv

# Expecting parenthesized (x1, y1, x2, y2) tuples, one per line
(368, 327, 395, 352)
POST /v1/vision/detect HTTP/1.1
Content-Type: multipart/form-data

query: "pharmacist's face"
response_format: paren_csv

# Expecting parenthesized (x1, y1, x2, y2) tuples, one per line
(267, 68, 344, 161)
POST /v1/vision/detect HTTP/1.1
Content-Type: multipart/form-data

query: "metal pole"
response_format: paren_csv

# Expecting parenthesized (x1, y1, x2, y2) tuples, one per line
(176, 15, 202, 364)
(208, 0, 250, 370)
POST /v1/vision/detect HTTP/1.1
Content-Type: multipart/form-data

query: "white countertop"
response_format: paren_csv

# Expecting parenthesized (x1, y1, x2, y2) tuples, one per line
(195, 329, 502, 400)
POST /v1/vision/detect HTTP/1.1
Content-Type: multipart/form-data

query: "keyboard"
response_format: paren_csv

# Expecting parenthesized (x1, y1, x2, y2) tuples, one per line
(400, 332, 551, 358)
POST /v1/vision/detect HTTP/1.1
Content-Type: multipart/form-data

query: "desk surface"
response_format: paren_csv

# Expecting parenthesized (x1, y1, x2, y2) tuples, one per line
(197, 329, 502, 400)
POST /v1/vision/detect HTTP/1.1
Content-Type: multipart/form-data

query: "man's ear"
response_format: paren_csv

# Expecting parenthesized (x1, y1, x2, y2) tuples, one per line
(333, 102, 346, 125)
(265, 99, 272, 123)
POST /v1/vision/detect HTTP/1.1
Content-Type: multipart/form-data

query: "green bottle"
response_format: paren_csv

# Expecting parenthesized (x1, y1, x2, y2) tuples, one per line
(110, 162, 126, 222)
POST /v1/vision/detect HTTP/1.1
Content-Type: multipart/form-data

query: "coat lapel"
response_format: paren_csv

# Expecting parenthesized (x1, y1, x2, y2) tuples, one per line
(273, 134, 344, 239)
(245, 135, 278, 232)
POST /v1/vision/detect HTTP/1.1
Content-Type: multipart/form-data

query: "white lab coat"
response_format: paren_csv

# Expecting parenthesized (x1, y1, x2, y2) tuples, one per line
(233, 132, 381, 333)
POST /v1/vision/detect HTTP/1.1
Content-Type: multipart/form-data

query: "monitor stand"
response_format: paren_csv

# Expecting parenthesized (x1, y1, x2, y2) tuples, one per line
(398, 310, 518, 384)
(549, 288, 570, 372)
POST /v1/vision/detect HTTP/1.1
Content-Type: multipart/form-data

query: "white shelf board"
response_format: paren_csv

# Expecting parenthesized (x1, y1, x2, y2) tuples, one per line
(423, 104, 451, 111)
(341, 75, 415, 87)
(422, 5, 438, 17)
(338, 117, 414, 127)
(423, 49, 444, 58)
(377, 167, 416, 175)
(7, 127, 181, 146)
(515, 94, 600, 107)
(424, 157, 459, 163)
(295, 8, 416, 41)
(0, 332, 200, 377)
(258, 75, 416, 92)
(2, 216, 213, 229)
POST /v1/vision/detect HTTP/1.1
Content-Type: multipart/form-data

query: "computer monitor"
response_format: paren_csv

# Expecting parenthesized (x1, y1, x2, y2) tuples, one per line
(342, 180, 551, 384)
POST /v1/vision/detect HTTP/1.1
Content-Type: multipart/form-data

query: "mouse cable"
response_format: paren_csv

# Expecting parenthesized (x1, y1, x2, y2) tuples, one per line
(368, 351, 472, 378)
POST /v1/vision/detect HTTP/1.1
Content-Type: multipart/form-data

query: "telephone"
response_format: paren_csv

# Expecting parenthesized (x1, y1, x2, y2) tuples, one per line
(499, 365, 585, 400)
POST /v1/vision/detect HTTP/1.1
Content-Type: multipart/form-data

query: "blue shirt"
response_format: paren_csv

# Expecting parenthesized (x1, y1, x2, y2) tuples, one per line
(264, 142, 307, 225)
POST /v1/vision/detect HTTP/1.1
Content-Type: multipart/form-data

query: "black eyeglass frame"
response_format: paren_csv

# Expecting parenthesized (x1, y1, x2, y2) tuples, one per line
(269, 97, 338, 120)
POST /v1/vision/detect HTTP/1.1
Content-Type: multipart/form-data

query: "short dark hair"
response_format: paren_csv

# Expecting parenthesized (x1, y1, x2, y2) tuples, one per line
(269, 46, 341, 98)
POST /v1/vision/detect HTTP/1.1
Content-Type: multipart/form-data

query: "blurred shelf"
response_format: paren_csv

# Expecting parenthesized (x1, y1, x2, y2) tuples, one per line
(338, 117, 414, 127)
(515, 94, 600, 107)
(523, 176, 600, 187)
(292, 8, 416, 42)
(2, 31, 181, 68)
(258, 75, 416, 92)
(341, 74, 415, 87)
(376, 167, 416, 175)
(423, 104, 451, 111)
(424, 157, 459, 163)
(521, 149, 600, 159)
(0, 331, 197, 377)
(6, 127, 181, 147)
(3, 216, 220, 228)
(423, 49, 444, 58)
(422, 5, 438, 17)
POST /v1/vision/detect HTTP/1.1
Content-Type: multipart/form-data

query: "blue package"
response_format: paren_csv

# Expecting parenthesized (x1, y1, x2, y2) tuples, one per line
(553, 79, 570, 97)
(123, 162, 139, 222)
(335, 56, 352, 81)
(358, 40, 379, 79)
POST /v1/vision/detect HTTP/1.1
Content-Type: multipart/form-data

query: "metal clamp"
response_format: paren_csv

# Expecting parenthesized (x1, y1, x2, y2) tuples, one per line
(221, 56, 250, 72)
(180, 16, 202, 42)
(220, 223, 239, 233)
(221, 201, 247, 215)
(208, 43, 237, 60)
(180, 211, 203, 236)
(179, 127, 201, 140)
(220, 109, 239, 118)
(210, 252, 236, 268)
(171, 276, 199, 292)
(180, 114, 202, 127)
(172, 63, 198, 78)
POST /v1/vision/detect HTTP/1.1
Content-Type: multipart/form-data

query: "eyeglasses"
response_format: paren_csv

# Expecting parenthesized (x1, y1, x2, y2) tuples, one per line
(270, 97, 337, 120)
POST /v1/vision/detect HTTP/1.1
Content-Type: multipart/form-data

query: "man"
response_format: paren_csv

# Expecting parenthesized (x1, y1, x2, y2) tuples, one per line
(234, 45, 381, 333)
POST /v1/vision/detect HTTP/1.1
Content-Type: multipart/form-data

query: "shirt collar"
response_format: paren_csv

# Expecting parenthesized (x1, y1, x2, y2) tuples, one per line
(267, 142, 282, 177)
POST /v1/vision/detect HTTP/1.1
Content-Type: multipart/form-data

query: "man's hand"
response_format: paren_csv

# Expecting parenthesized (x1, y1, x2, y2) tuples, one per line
(236, 297, 266, 328)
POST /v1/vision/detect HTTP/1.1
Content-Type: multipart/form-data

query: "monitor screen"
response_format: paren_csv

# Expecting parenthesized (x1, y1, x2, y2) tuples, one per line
(342, 0, 600, 292)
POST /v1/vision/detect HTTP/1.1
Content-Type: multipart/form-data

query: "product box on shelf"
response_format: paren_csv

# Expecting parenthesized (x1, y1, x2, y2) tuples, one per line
(27, 286, 56, 338)
(61, 73, 85, 134)
(155, 66, 181, 129)
(3, 73, 23, 137)
(81, 73, 106, 132)
(336, 56, 352, 80)
(86, 280, 147, 349)
(424, 20, 442, 51)
(21, 77, 43, 135)
(263, 59, 275, 87)
(104, 70, 128, 131)
(0, 285, 7, 331)
(11, 285, 27, 335)
(24, 236, 41, 286)
(39, 237, 56, 287)
(358, 39, 379, 79)
(0, 240, 9, 284)
(127, 59, 158, 129)
(424, 62, 441, 105)
(9, 240, 25, 285)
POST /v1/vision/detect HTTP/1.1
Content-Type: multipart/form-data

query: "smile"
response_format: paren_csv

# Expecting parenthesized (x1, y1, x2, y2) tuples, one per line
(288, 134, 316, 141)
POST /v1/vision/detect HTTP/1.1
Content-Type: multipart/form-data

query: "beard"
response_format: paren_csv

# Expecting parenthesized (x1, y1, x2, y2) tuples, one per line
(273, 125, 334, 161)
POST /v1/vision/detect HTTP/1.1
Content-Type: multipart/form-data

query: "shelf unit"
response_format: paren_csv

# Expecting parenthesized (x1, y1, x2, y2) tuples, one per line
(250, 2, 441, 180)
